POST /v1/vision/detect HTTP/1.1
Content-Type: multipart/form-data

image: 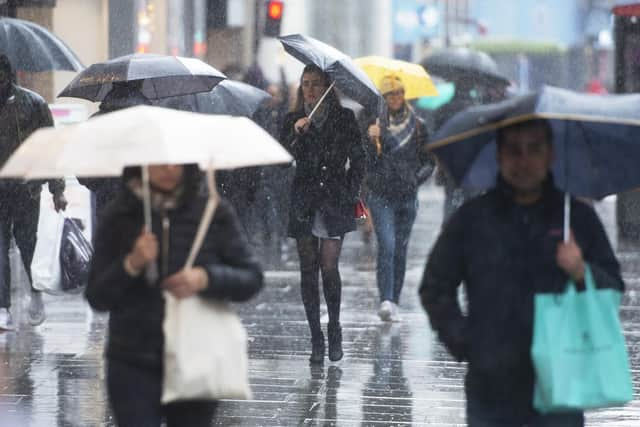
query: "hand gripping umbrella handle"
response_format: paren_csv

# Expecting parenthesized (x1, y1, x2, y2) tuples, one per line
(185, 165, 219, 269)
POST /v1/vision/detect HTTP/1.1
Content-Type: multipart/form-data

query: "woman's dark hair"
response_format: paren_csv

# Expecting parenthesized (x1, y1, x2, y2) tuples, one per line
(122, 164, 203, 200)
(496, 119, 553, 149)
(291, 64, 340, 113)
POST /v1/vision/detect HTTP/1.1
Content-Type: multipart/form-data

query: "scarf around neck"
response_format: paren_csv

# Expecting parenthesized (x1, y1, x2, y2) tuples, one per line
(304, 102, 329, 129)
(384, 104, 416, 152)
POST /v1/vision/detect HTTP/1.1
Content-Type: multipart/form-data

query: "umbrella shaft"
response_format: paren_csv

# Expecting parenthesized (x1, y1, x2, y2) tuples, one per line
(308, 81, 336, 120)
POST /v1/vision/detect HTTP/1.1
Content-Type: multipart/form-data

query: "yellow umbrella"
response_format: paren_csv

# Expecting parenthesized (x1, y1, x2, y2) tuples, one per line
(355, 56, 439, 100)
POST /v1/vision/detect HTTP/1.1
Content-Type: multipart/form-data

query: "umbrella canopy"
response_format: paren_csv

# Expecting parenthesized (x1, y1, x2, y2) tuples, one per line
(154, 79, 271, 117)
(279, 33, 382, 114)
(58, 54, 226, 101)
(416, 81, 455, 110)
(422, 47, 509, 87)
(355, 56, 439, 100)
(428, 85, 640, 199)
(0, 17, 83, 72)
(0, 105, 292, 179)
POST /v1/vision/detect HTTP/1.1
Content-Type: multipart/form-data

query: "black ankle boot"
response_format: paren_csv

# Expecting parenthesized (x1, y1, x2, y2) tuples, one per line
(328, 323, 343, 362)
(309, 333, 325, 364)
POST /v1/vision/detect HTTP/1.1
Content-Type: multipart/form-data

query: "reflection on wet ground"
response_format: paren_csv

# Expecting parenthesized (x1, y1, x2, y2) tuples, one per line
(0, 185, 639, 426)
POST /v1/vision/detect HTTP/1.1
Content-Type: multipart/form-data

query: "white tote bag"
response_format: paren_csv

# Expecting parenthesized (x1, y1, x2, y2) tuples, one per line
(161, 169, 251, 403)
(31, 178, 92, 294)
(161, 293, 252, 403)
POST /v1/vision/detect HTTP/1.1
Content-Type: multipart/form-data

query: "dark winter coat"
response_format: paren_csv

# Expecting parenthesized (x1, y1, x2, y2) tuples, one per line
(86, 168, 263, 368)
(365, 114, 435, 201)
(280, 106, 365, 237)
(419, 175, 624, 409)
(0, 83, 64, 197)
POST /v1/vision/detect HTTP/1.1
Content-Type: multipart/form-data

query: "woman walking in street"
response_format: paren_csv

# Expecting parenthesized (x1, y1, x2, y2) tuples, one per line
(366, 75, 434, 322)
(280, 64, 366, 364)
(86, 163, 263, 427)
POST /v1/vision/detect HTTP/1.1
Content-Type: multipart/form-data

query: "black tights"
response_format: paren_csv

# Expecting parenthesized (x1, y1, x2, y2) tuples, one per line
(296, 236, 343, 340)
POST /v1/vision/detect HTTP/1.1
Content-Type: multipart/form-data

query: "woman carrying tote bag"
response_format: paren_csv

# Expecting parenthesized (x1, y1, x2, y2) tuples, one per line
(86, 163, 263, 427)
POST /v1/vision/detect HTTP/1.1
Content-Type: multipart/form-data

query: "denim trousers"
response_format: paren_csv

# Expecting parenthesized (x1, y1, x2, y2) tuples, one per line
(367, 192, 418, 304)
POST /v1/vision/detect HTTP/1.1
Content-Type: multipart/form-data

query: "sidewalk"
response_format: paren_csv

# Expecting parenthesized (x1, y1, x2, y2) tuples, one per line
(0, 183, 639, 426)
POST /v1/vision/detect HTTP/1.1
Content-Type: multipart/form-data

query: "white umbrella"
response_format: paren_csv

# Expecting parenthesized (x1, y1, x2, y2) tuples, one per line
(1, 105, 293, 271)
(1, 106, 292, 178)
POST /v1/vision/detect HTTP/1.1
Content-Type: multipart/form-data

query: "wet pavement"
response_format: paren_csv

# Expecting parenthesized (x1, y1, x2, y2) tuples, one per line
(1, 183, 640, 426)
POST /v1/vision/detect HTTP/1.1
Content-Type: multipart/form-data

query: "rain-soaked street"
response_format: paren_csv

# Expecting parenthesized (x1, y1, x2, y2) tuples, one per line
(1, 183, 639, 426)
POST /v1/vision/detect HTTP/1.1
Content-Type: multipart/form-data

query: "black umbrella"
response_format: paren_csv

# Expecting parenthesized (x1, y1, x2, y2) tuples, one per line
(154, 80, 271, 118)
(422, 47, 509, 87)
(58, 53, 226, 101)
(0, 17, 83, 72)
(278, 33, 382, 115)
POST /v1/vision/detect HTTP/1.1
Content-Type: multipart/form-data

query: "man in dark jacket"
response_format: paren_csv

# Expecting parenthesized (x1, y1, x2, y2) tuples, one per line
(419, 119, 624, 426)
(79, 81, 152, 223)
(0, 55, 67, 330)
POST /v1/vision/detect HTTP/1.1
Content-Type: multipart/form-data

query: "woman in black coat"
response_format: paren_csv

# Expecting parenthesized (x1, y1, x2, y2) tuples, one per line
(280, 64, 366, 364)
(86, 164, 263, 427)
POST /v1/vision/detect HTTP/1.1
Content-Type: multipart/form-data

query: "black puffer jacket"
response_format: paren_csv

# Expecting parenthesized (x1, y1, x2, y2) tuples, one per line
(419, 176, 624, 409)
(86, 167, 263, 367)
(280, 106, 365, 237)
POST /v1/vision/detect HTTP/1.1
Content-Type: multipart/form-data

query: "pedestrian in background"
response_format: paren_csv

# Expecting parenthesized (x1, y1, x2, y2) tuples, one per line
(79, 81, 152, 230)
(86, 163, 263, 427)
(0, 54, 67, 330)
(419, 119, 624, 426)
(366, 75, 434, 322)
(280, 64, 365, 364)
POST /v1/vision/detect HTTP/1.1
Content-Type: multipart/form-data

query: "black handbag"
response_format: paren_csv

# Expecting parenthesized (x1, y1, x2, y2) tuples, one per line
(60, 218, 93, 293)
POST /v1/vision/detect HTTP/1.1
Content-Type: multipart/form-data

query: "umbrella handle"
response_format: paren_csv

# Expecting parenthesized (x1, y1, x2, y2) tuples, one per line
(308, 81, 336, 120)
(374, 118, 382, 155)
(184, 165, 219, 269)
(141, 165, 159, 282)
(563, 193, 570, 243)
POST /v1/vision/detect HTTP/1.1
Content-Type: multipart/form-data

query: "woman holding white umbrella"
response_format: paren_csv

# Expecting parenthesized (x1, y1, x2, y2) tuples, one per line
(85, 163, 264, 426)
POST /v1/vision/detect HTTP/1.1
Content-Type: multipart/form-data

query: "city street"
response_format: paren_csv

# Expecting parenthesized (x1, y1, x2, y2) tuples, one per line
(1, 183, 639, 426)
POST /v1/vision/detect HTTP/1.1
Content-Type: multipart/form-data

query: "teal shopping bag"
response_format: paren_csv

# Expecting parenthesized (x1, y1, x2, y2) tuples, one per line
(531, 265, 633, 413)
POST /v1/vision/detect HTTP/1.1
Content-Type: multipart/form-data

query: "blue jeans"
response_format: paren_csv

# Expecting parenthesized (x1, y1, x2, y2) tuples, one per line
(367, 193, 418, 304)
(467, 398, 584, 427)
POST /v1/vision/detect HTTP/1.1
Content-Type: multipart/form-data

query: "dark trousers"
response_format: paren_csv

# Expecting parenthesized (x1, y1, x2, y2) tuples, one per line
(367, 193, 418, 304)
(0, 185, 40, 309)
(107, 358, 217, 427)
(467, 397, 584, 427)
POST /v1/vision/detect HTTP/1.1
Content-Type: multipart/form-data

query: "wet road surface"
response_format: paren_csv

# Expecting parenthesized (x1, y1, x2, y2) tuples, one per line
(1, 183, 639, 426)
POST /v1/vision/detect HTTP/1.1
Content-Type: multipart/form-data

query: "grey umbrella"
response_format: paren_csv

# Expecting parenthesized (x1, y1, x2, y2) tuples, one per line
(0, 17, 83, 72)
(155, 80, 271, 117)
(279, 33, 382, 115)
(58, 53, 226, 101)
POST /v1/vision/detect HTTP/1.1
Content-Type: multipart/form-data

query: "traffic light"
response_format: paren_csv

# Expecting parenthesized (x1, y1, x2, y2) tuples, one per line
(264, 0, 283, 37)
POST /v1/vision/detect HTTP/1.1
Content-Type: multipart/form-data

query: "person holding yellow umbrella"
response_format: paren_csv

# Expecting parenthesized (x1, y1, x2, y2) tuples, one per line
(357, 57, 438, 321)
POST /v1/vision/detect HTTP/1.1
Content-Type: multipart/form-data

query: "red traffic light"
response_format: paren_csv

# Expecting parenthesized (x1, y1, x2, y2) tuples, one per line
(267, 0, 283, 20)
